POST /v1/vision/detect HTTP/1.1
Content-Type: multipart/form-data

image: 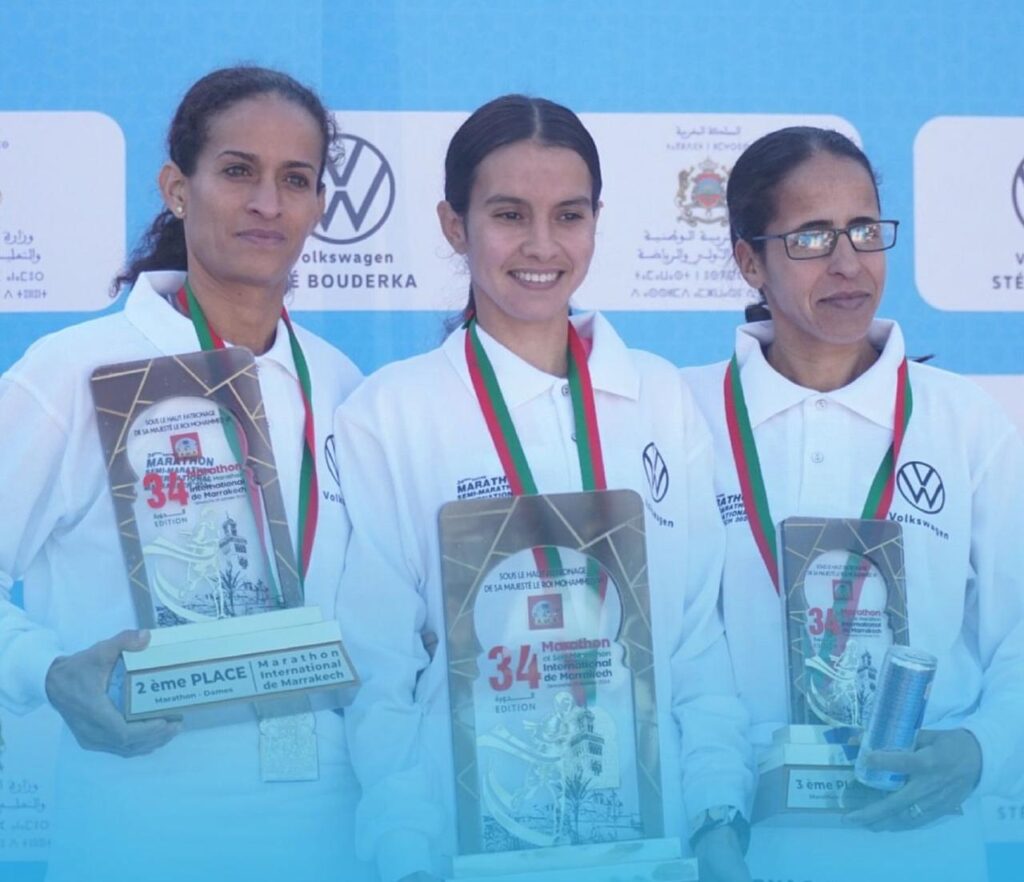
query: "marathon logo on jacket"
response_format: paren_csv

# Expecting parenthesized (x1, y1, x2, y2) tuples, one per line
(456, 474, 512, 501)
(321, 434, 342, 505)
(890, 460, 950, 540)
(716, 492, 748, 526)
(641, 442, 675, 528)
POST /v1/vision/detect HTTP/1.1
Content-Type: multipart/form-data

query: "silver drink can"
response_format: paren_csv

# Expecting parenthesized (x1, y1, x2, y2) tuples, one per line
(854, 646, 937, 790)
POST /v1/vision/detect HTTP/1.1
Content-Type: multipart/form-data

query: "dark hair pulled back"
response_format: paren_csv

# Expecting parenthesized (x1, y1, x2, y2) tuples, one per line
(113, 65, 336, 295)
(726, 127, 879, 321)
(443, 94, 602, 325)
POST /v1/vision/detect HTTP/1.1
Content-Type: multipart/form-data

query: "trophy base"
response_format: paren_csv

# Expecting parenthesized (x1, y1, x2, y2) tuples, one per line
(109, 606, 359, 722)
(752, 725, 880, 826)
(450, 837, 697, 882)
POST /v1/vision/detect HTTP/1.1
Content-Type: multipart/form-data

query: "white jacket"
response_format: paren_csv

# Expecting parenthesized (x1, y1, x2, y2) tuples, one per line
(683, 318, 1024, 882)
(335, 312, 754, 882)
(0, 271, 365, 881)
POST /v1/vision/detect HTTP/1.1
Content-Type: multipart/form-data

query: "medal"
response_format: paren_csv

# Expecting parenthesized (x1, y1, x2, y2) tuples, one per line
(465, 318, 608, 704)
(257, 710, 320, 782)
(178, 281, 322, 781)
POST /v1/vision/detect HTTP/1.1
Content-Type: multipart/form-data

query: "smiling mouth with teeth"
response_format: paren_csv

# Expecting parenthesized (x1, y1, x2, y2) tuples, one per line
(512, 270, 561, 283)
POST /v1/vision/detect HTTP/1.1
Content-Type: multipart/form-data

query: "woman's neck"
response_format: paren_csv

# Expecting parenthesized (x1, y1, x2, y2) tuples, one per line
(765, 334, 879, 393)
(185, 271, 284, 355)
(475, 309, 569, 377)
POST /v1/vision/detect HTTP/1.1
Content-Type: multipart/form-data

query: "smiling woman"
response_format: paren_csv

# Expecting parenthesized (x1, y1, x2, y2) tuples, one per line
(0, 66, 367, 881)
(334, 95, 755, 882)
(437, 139, 598, 374)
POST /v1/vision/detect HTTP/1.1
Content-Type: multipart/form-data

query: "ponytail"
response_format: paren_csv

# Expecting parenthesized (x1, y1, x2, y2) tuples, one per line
(111, 210, 188, 296)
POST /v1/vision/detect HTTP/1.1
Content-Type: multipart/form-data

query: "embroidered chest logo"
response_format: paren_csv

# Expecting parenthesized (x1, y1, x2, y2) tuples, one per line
(456, 474, 512, 501)
(642, 442, 670, 503)
(896, 461, 945, 514)
(321, 434, 343, 505)
(323, 434, 340, 489)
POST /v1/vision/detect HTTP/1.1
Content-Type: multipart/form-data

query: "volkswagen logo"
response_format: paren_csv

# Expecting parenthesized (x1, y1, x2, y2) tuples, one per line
(896, 461, 945, 515)
(642, 442, 670, 503)
(323, 434, 340, 489)
(314, 134, 395, 245)
(1013, 159, 1024, 229)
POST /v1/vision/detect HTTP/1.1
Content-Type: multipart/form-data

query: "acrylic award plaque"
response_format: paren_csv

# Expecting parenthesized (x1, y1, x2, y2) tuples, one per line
(90, 348, 358, 722)
(753, 516, 908, 824)
(439, 490, 696, 882)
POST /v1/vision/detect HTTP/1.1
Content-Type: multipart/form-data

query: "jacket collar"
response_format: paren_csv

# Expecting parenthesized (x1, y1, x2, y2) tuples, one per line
(123, 271, 299, 379)
(444, 311, 640, 407)
(734, 319, 905, 430)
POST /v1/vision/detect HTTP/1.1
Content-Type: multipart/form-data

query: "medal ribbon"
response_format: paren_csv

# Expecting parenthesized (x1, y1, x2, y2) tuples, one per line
(723, 353, 912, 594)
(464, 319, 606, 496)
(178, 282, 319, 591)
(724, 353, 913, 717)
(465, 318, 607, 703)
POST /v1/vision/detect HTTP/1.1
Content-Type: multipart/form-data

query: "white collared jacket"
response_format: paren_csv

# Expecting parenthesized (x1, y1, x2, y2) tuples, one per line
(335, 311, 754, 882)
(0, 271, 365, 880)
(683, 319, 1024, 799)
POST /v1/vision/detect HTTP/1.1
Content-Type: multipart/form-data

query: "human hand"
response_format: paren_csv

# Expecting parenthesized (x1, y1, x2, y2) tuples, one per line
(694, 824, 752, 882)
(844, 728, 982, 831)
(45, 629, 181, 756)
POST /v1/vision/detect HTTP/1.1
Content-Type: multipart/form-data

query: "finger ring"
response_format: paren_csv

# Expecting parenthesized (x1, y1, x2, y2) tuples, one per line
(908, 803, 924, 820)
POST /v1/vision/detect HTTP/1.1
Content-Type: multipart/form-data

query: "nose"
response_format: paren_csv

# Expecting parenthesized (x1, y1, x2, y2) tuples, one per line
(247, 177, 282, 218)
(522, 218, 559, 261)
(827, 230, 863, 277)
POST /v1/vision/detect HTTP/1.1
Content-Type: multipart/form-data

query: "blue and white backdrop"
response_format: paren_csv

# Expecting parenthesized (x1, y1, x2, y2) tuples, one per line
(1, 2, 1022, 879)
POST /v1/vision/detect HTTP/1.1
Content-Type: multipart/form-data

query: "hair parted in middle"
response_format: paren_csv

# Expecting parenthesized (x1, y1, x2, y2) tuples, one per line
(442, 94, 602, 325)
(726, 126, 880, 321)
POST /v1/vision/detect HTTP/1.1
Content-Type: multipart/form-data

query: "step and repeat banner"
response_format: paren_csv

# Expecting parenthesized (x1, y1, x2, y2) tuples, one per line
(1, 2, 1023, 880)
(287, 111, 857, 313)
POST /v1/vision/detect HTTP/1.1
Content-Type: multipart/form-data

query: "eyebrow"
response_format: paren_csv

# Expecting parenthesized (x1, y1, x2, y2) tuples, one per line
(217, 149, 317, 171)
(482, 194, 592, 208)
(790, 214, 879, 231)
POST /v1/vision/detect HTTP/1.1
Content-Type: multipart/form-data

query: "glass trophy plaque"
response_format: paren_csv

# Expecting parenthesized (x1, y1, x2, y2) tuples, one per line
(753, 516, 908, 824)
(90, 348, 357, 722)
(439, 489, 695, 882)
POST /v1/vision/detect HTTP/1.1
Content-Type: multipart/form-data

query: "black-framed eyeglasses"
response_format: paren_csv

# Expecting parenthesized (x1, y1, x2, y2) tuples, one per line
(748, 220, 899, 260)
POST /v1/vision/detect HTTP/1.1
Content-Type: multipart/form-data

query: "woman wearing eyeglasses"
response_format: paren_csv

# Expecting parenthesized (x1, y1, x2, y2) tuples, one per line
(681, 126, 1024, 881)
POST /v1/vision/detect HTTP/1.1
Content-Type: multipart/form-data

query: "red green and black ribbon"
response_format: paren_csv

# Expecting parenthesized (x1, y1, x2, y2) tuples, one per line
(723, 353, 912, 594)
(465, 318, 606, 495)
(465, 317, 608, 703)
(177, 282, 318, 594)
(723, 353, 913, 703)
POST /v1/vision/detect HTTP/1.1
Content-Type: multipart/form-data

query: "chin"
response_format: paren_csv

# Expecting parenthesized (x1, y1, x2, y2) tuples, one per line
(489, 300, 571, 326)
(223, 269, 292, 291)
(519, 309, 573, 327)
(814, 308, 878, 341)
(819, 325, 875, 348)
